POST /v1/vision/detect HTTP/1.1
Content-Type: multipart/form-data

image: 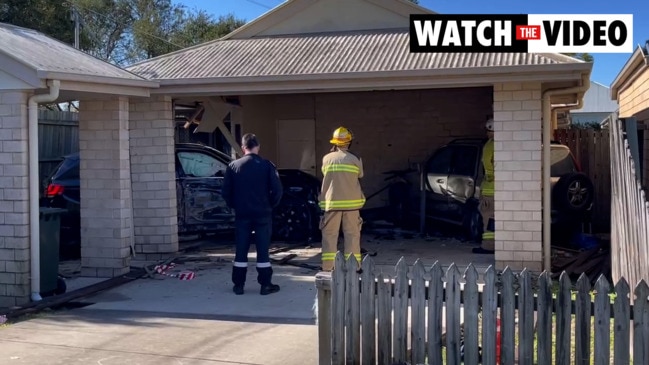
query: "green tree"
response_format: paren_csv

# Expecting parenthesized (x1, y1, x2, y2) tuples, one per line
(0, 0, 76, 45)
(562, 53, 594, 62)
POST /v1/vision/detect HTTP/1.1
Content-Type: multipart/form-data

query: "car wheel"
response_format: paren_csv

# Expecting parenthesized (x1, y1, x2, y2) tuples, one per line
(552, 172, 595, 213)
(273, 200, 313, 243)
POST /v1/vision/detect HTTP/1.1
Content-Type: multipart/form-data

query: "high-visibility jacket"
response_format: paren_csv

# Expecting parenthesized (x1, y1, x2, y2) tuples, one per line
(319, 148, 365, 211)
(481, 138, 495, 197)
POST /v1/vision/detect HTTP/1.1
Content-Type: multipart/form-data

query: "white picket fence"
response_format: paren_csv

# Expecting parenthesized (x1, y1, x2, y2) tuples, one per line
(315, 253, 649, 365)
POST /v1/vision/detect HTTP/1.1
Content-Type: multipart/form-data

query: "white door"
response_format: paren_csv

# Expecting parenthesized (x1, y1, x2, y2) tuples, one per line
(277, 119, 317, 176)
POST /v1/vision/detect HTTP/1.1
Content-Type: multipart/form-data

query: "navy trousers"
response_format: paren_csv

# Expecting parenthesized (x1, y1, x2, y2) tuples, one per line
(231, 216, 273, 286)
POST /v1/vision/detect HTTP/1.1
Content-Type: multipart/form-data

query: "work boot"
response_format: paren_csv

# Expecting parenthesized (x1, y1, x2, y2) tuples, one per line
(233, 285, 244, 295)
(260, 284, 280, 295)
(232, 266, 247, 295)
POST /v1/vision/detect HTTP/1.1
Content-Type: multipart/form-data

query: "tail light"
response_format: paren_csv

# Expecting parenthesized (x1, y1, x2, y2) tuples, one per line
(46, 184, 64, 198)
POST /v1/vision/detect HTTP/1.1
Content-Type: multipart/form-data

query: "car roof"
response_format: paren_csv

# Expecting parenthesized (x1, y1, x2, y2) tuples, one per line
(60, 144, 233, 162)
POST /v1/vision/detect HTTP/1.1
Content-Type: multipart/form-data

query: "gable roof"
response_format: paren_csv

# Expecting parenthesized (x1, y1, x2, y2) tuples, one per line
(0, 22, 157, 89)
(221, 0, 434, 40)
(610, 43, 649, 100)
(126, 28, 587, 82)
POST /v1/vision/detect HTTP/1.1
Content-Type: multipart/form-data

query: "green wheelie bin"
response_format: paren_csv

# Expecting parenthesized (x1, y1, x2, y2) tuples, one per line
(39, 207, 67, 296)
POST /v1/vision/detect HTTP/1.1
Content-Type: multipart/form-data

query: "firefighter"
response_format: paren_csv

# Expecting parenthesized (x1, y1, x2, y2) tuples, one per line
(319, 127, 365, 271)
(473, 118, 495, 254)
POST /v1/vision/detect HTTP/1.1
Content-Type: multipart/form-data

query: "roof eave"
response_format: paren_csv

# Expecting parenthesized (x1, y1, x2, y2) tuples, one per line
(151, 64, 591, 96)
(38, 71, 160, 90)
(610, 45, 649, 100)
(0, 54, 43, 88)
(154, 62, 592, 85)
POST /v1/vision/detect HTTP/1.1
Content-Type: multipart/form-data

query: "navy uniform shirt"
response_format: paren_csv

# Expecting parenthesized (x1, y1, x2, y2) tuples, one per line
(222, 153, 283, 219)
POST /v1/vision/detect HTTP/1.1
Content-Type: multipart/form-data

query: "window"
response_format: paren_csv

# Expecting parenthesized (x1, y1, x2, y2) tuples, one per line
(177, 151, 228, 177)
(451, 146, 479, 177)
(550, 147, 577, 177)
(427, 147, 453, 175)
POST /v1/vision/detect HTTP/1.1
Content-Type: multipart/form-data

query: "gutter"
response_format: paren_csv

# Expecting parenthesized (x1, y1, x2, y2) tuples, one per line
(154, 63, 592, 86)
(541, 74, 590, 272)
(28, 80, 60, 301)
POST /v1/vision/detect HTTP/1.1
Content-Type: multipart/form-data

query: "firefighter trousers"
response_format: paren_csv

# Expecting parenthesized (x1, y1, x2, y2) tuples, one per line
(479, 195, 495, 251)
(320, 210, 362, 271)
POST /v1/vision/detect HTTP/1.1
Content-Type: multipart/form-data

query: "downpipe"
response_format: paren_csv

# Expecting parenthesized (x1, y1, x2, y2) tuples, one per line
(28, 80, 60, 301)
(541, 74, 589, 272)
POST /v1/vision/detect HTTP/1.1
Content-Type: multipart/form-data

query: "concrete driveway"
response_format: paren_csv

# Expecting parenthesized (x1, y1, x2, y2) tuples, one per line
(1, 229, 493, 364)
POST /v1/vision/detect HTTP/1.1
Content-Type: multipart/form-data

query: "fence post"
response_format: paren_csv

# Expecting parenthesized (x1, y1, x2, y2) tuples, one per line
(316, 271, 333, 365)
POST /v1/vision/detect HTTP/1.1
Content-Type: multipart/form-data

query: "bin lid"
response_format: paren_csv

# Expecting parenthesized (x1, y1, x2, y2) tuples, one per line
(39, 207, 68, 216)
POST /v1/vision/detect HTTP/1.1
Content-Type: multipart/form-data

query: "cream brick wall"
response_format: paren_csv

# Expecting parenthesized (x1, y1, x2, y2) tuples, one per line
(243, 88, 493, 208)
(129, 96, 178, 256)
(78, 97, 133, 277)
(0, 91, 30, 307)
(493, 82, 543, 272)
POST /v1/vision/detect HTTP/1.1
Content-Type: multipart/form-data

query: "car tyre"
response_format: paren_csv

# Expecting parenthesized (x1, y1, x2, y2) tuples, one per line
(273, 199, 313, 243)
(463, 201, 483, 242)
(552, 172, 594, 213)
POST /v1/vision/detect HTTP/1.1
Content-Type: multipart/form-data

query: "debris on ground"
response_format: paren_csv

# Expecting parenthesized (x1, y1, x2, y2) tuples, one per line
(551, 245, 611, 285)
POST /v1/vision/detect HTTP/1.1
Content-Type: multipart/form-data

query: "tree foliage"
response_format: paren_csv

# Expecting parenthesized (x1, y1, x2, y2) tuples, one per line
(562, 53, 594, 62)
(1, 0, 246, 66)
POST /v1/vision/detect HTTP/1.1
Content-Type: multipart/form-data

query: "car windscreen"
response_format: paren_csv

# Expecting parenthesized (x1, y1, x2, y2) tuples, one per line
(550, 148, 577, 177)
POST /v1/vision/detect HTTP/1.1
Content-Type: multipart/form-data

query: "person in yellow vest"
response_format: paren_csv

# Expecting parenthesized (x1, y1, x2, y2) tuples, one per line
(319, 127, 365, 271)
(473, 118, 495, 254)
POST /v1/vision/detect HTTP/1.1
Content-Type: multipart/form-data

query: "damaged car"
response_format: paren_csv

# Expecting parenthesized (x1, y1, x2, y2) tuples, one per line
(423, 138, 595, 241)
(42, 143, 321, 259)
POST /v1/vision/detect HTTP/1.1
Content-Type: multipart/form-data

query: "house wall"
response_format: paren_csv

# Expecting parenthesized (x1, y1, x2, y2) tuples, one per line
(0, 91, 31, 307)
(242, 87, 493, 209)
(492, 82, 544, 272)
(618, 68, 649, 118)
(617, 68, 649, 190)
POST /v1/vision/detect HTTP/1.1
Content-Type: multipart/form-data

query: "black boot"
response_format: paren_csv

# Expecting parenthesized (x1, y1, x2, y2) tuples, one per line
(257, 266, 280, 295)
(232, 266, 247, 295)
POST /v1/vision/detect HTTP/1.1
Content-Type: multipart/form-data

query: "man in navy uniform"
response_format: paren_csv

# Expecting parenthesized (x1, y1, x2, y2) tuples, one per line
(223, 133, 283, 295)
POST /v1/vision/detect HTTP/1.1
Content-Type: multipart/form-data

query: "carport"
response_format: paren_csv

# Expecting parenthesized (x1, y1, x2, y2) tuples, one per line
(125, 0, 592, 273)
(0, 23, 168, 307)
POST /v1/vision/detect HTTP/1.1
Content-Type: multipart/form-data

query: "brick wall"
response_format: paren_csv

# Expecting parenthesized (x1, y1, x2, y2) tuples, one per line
(78, 97, 133, 277)
(129, 96, 178, 258)
(243, 88, 493, 209)
(0, 91, 30, 307)
(492, 82, 543, 272)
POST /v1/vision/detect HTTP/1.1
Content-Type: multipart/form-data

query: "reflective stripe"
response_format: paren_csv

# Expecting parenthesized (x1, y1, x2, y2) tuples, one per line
(319, 199, 366, 210)
(322, 252, 336, 261)
(322, 163, 360, 175)
(482, 187, 495, 196)
(344, 253, 362, 262)
(256, 262, 271, 268)
(233, 261, 248, 268)
(482, 231, 495, 240)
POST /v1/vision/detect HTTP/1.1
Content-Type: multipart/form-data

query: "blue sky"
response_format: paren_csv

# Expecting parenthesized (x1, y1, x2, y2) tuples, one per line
(175, 0, 648, 86)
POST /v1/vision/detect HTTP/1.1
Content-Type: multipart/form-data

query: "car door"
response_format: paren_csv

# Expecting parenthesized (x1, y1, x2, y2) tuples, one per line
(447, 145, 480, 204)
(424, 146, 453, 217)
(175, 147, 235, 233)
(446, 145, 480, 220)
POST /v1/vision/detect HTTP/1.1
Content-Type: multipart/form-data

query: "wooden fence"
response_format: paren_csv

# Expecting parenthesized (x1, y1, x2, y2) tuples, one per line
(316, 254, 649, 365)
(38, 110, 79, 191)
(553, 128, 611, 233)
(610, 116, 649, 293)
